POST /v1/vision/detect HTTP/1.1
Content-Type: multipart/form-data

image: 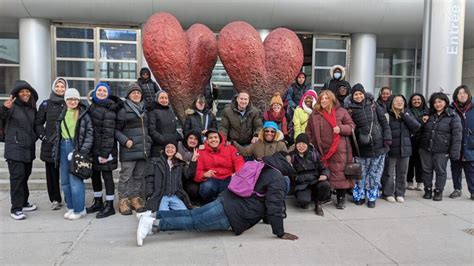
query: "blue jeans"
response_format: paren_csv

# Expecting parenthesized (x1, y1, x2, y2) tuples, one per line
(158, 198, 231, 232)
(199, 177, 230, 203)
(60, 140, 85, 213)
(159, 195, 188, 211)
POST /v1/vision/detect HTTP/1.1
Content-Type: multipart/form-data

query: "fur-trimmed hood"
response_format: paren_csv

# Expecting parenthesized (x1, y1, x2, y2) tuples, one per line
(330, 65, 346, 80)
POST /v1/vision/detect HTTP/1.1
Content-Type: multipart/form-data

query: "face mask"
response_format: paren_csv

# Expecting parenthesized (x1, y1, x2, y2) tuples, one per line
(334, 72, 342, 80)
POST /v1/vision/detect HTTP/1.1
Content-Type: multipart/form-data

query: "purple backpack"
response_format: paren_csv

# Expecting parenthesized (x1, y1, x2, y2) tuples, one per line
(228, 160, 266, 197)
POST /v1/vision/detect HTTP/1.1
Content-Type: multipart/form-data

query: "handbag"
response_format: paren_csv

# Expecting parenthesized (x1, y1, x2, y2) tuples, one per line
(357, 105, 374, 146)
(344, 129, 362, 180)
(63, 120, 92, 180)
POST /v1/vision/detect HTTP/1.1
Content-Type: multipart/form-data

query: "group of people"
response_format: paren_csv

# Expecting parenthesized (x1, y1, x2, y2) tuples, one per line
(2, 64, 473, 246)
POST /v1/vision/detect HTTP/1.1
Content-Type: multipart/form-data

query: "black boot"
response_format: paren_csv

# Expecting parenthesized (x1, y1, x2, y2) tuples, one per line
(96, 200, 116, 218)
(433, 189, 443, 201)
(423, 188, 433, 199)
(335, 190, 346, 209)
(86, 197, 104, 213)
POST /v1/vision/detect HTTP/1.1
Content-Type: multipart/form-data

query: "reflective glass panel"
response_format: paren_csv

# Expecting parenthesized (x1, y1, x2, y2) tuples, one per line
(100, 62, 137, 79)
(100, 43, 137, 60)
(0, 38, 19, 64)
(56, 28, 93, 39)
(316, 39, 346, 50)
(57, 41, 94, 58)
(67, 80, 95, 96)
(100, 29, 137, 41)
(0, 66, 19, 96)
(315, 51, 346, 67)
(57, 61, 95, 78)
(314, 69, 331, 85)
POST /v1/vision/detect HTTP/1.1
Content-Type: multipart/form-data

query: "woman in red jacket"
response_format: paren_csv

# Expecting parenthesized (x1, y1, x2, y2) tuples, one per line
(194, 128, 245, 203)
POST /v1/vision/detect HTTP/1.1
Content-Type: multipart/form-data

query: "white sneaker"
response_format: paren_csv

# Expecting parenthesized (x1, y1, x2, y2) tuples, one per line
(11, 211, 26, 220)
(22, 203, 37, 212)
(64, 209, 74, 219)
(415, 183, 423, 191)
(137, 216, 155, 247)
(136, 210, 153, 221)
(386, 196, 396, 203)
(406, 182, 414, 190)
(67, 210, 86, 220)
(51, 201, 62, 210)
(396, 196, 405, 203)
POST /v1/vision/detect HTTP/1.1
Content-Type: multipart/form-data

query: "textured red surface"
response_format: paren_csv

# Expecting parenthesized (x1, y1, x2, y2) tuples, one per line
(142, 12, 218, 122)
(218, 21, 303, 111)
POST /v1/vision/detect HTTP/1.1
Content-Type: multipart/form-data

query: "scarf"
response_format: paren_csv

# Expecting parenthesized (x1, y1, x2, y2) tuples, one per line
(264, 110, 288, 135)
(126, 99, 145, 118)
(50, 92, 64, 103)
(320, 109, 340, 167)
(410, 107, 424, 119)
(302, 103, 313, 114)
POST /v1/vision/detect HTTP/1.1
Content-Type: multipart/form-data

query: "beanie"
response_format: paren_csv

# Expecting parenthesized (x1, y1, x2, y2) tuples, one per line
(295, 133, 310, 145)
(126, 82, 142, 99)
(92, 82, 111, 103)
(263, 121, 279, 131)
(351, 83, 365, 95)
(64, 88, 81, 100)
(270, 92, 284, 107)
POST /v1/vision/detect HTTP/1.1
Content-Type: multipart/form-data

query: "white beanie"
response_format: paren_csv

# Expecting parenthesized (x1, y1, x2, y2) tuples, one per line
(64, 88, 81, 100)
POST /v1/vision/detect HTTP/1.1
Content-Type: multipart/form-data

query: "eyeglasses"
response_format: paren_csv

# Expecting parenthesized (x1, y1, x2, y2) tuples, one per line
(66, 98, 79, 102)
(264, 130, 276, 133)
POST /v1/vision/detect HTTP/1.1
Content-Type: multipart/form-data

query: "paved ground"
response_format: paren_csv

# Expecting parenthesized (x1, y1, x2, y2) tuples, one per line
(0, 181, 473, 265)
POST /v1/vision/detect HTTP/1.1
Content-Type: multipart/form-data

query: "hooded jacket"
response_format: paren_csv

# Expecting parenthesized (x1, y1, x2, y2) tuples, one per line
(386, 95, 421, 158)
(321, 65, 351, 95)
(194, 133, 245, 183)
(285, 73, 312, 109)
(148, 98, 182, 157)
(293, 90, 317, 140)
(233, 127, 287, 160)
(220, 152, 295, 237)
(35, 78, 67, 163)
(346, 92, 392, 157)
(89, 95, 122, 171)
(137, 67, 161, 110)
(451, 89, 474, 161)
(408, 93, 429, 143)
(290, 145, 330, 191)
(177, 130, 203, 163)
(1, 80, 38, 162)
(183, 98, 217, 138)
(144, 155, 195, 211)
(52, 103, 94, 165)
(219, 95, 263, 146)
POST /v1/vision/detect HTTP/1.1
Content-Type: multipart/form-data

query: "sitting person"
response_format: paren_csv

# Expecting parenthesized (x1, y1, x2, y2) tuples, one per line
(183, 94, 217, 140)
(177, 130, 203, 203)
(290, 133, 330, 216)
(194, 129, 245, 203)
(136, 152, 298, 246)
(144, 141, 196, 212)
(233, 121, 288, 160)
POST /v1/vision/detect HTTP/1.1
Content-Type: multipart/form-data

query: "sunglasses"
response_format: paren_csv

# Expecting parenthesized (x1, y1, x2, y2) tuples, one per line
(264, 129, 276, 133)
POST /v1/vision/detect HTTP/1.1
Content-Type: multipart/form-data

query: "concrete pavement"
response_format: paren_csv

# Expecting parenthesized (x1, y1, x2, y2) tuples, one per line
(0, 182, 473, 265)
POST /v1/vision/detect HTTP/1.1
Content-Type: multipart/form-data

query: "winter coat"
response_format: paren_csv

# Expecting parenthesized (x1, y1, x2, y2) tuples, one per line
(219, 95, 263, 146)
(387, 97, 421, 158)
(1, 81, 38, 163)
(148, 103, 182, 157)
(306, 105, 355, 189)
(115, 101, 152, 162)
(420, 107, 462, 160)
(183, 107, 217, 138)
(194, 134, 245, 183)
(346, 93, 392, 157)
(293, 107, 310, 140)
(144, 155, 195, 211)
(234, 128, 287, 160)
(285, 83, 312, 109)
(451, 100, 474, 161)
(220, 152, 294, 237)
(52, 104, 94, 164)
(321, 65, 351, 95)
(408, 93, 429, 144)
(290, 146, 330, 191)
(137, 68, 160, 111)
(88, 95, 122, 171)
(35, 88, 65, 163)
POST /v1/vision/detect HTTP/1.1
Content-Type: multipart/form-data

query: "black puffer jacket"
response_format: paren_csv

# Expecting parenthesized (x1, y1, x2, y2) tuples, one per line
(144, 155, 195, 211)
(35, 84, 65, 163)
(148, 102, 182, 157)
(387, 96, 421, 158)
(290, 146, 329, 191)
(137, 67, 160, 111)
(220, 152, 295, 237)
(115, 101, 152, 162)
(52, 104, 94, 164)
(183, 106, 217, 137)
(346, 93, 392, 157)
(408, 93, 429, 143)
(89, 95, 122, 171)
(1, 80, 38, 162)
(419, 108, 462, 160)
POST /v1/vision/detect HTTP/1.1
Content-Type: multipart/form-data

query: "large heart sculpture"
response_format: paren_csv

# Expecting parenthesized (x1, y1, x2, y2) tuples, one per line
(142, 12, 218, 122)
(218, 21, 304, 111)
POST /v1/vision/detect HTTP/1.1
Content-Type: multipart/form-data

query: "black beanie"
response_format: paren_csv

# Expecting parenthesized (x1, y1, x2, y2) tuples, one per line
(351, 83, 365, 95)
(295, 133, 310, 145)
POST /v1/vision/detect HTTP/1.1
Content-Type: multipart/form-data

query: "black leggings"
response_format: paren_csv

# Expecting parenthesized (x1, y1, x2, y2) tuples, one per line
(91, 170, 115, 196)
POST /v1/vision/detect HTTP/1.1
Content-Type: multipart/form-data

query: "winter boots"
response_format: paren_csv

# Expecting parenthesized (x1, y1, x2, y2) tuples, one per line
(131, 197, 146, 213)
(86, 197, 104, 213)
(119, 198, 132, 215)
(96, 200, 115, 218)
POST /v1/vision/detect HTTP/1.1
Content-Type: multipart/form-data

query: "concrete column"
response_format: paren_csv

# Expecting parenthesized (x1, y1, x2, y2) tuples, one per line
(19, 18, 51, 104)
(349, 33, 377, 94)
(421, 0, 465, 97)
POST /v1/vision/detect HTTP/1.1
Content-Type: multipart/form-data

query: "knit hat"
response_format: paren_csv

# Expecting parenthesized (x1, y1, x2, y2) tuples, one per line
(126, 82, 142, 99)
(52, 78, 68, 94)
(64, 88, 81, 100)
(263, 121, 279, 131)
(270, 92, 284, 107)
(92, 82, 110, 103)
(351, 83, 365, 95)
(295, 133, 310, 145)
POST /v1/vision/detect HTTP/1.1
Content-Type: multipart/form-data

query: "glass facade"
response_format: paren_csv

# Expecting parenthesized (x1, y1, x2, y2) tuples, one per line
(0, 35, 20, 97)
(312, 37, 350, 91)
(53, 25, 140, 97)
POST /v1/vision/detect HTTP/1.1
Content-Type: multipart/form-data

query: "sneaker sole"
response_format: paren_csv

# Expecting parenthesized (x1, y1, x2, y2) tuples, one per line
(10, 214, 26, 220)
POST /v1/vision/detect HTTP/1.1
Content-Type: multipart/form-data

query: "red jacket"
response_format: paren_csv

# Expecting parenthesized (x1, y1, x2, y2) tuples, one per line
(194, 141, 245, 183)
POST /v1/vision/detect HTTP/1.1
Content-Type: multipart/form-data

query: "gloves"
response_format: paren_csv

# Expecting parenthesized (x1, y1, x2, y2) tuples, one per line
(67, 152, 73, 161)
(384, 140, 392, 147)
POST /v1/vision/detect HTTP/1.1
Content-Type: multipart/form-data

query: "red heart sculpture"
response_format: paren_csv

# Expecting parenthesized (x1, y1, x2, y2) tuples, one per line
(142, 12, 218, 122)
(218, 21, 304, 111)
